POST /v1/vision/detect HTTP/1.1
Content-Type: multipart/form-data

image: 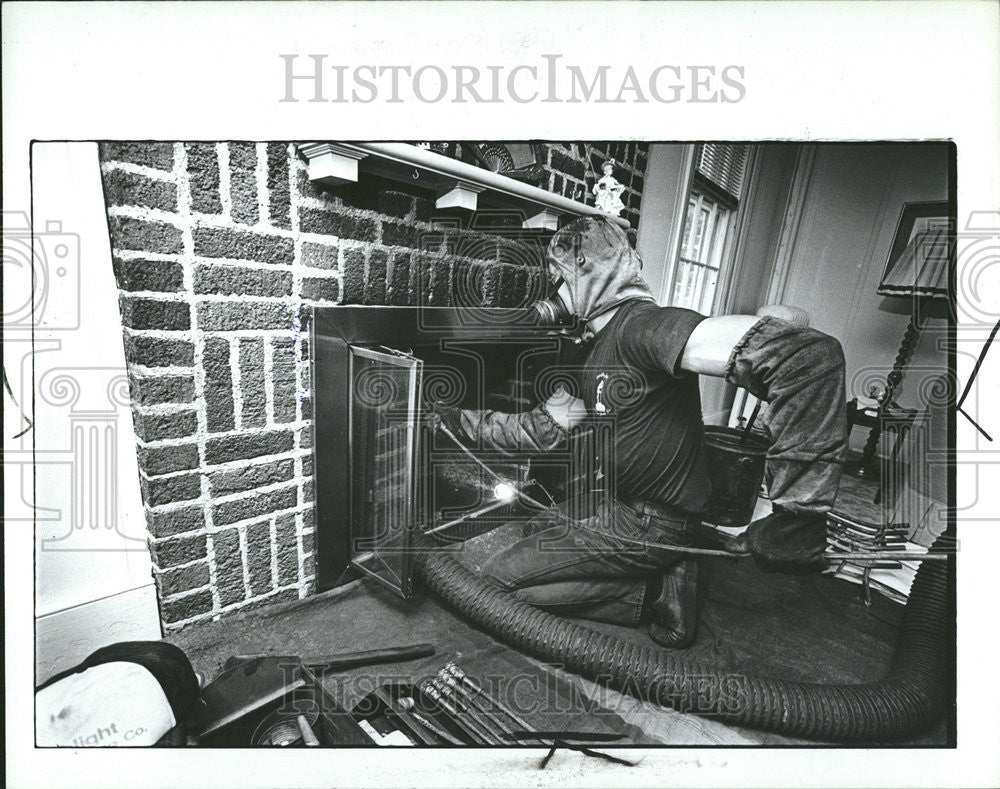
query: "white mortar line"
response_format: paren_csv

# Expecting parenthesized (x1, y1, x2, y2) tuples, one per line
(114, 249, 185, 262)
(198, 478, 298, 507)
(288, 144, 308, 598)
(162, 611, 214, 631)
(131, 402, 197, 415)
(165, 502, 310, 536)
(174, 141, 222, 616)
(269, 517, 279, 591)
(109, 202, 298, 240)
(106, 204, 185, 225)
(263, 335, 275, 427)
(157, 257, 300, 273)
(237, 524, 252, 599)
(133, 420, 310, 449)
(217, 143, 233, 221)
(255, 142, 269, 229)
(295, 510, 305, 598)
(230, 337, 244, 429)
(128, 327, 314, 340)
(117, 291, 191, 302)
(100, 160, 178, 181)
(140, 449, 309, 481)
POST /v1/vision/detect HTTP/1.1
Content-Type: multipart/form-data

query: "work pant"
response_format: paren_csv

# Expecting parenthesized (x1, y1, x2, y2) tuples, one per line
(725, 316, 848, 515)
(482, 498, 696, 627)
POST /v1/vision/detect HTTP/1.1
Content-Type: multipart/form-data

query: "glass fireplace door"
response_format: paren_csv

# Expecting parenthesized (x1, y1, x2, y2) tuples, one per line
(348, 345, 422, 598)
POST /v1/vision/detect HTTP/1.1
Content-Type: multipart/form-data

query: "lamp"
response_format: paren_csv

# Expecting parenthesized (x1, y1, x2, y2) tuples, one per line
(855, 200, 952, 477)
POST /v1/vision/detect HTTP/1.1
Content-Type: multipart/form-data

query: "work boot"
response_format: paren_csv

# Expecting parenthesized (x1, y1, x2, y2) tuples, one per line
(725, 506, 829, 574)
(644, 559, 699, 649)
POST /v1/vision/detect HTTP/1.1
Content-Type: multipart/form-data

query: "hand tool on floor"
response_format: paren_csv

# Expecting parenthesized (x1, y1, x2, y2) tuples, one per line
(429, 677, 504, 744)
(371, 686, 438, 746)
(226, 643, 436, 673)
(432, 675, 509, 744)
(418, 681, 483, 744)
(436, 668, 538, 745)
(419, 681, 496, 745)
(444, 662, 547, 744)
(397, 696, 464, 745)
(296, 714, 320, 746)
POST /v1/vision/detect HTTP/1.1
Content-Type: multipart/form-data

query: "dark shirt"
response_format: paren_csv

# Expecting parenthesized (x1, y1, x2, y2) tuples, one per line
(576, 300, 710, 514)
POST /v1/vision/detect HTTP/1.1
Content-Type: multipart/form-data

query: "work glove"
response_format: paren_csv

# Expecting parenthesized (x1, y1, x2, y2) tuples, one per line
(724, 506, 829, 575)
(423, 401, 465, 438)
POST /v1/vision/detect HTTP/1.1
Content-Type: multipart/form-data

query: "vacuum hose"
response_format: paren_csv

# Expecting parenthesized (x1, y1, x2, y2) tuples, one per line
(415, 530, 953, 742)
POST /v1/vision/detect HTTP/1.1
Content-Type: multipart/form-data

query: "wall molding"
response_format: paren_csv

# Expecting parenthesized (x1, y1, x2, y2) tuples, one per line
(716, 145, 762, 316)
(657, 144, 697, 305)
(765, 144, 818, 306)
(297, 142, 630, 230)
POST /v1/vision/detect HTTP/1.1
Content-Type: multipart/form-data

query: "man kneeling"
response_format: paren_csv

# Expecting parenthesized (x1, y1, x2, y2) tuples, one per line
(432, 216, 846, 648)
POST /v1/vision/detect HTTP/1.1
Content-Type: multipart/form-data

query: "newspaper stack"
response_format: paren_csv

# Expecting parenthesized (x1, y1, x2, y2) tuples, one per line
(826, 513, 921, 605)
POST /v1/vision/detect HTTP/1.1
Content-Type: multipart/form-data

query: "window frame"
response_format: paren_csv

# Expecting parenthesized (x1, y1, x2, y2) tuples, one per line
(665, 148, 756, 316)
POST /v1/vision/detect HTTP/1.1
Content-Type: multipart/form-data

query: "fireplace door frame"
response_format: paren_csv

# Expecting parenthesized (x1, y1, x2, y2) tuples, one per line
(311, 306, 552, 593)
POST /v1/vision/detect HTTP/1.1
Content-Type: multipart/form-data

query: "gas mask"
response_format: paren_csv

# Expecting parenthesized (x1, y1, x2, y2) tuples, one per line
(530, 216, 655, 333)
(531, 274, 573, 327)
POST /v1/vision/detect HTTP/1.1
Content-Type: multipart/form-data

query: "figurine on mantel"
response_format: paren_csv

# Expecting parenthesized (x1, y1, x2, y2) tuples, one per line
(592, 159, 626, 216)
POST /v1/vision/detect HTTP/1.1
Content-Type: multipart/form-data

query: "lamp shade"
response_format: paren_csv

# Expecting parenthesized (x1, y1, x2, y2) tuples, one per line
(877, 201, 951, 299)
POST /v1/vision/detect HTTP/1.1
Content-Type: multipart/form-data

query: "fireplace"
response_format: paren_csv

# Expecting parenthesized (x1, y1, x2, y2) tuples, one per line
(311, 305, 578, 597)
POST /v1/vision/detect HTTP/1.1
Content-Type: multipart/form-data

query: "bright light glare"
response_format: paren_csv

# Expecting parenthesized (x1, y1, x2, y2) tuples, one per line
(493, 483, 516, 502)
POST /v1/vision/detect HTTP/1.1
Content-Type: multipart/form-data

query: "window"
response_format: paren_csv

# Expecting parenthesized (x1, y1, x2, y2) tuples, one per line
(668, 144, 749, 314)
(671, 189, 733, 314)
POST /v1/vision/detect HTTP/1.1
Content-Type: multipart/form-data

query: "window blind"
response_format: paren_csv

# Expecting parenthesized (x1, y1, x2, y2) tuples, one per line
(696, 143, 749, 200)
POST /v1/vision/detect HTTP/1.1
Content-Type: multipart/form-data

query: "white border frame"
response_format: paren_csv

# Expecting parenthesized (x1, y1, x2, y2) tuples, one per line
(4, 2, 999, 787)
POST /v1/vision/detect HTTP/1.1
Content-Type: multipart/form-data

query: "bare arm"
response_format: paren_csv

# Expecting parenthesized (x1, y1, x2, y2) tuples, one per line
(680, 306, 809, 377)
(680, 315, 760, 377)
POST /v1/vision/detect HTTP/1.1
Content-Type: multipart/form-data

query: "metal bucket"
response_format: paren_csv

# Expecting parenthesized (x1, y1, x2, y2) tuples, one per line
(703, 425, 769, 526)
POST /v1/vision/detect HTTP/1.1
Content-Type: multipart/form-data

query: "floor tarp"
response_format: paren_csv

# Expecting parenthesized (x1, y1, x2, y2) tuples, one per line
(171, 528, 950, 745)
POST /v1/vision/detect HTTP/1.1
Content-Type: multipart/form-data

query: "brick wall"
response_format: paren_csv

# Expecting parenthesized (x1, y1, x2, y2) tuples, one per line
(98, 140, 649, 630)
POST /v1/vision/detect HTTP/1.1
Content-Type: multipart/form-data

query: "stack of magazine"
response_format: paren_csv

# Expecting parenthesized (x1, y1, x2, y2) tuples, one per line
(826, 513, 923, 605)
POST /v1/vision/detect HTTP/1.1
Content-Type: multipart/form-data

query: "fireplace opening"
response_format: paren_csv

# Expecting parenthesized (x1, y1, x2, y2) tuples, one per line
(312, 306, 582, 597)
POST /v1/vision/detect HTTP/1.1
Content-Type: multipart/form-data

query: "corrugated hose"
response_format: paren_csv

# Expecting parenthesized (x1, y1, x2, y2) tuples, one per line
(414, 528, 953, 742)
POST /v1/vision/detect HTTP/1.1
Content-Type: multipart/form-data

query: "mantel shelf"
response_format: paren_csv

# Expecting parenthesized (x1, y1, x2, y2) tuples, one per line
(297, 142, 630, 232)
